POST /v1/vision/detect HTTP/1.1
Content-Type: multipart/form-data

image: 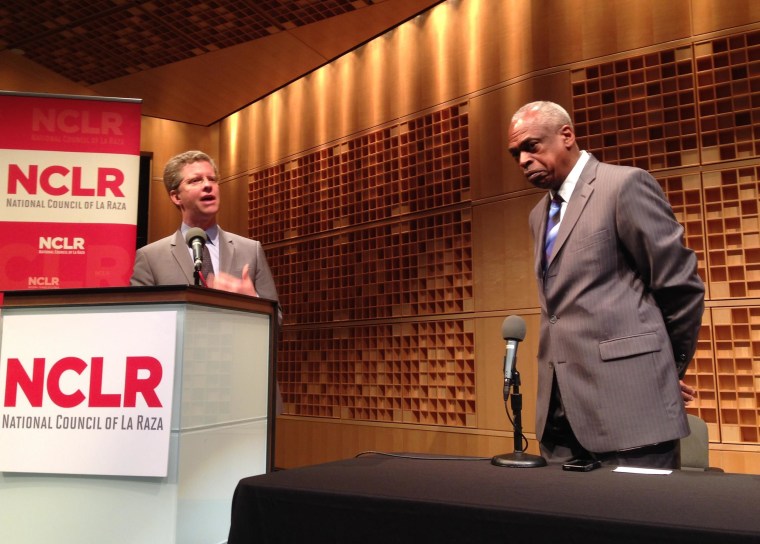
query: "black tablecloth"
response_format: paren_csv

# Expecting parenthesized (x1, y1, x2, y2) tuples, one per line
(228, 453, 760, 543)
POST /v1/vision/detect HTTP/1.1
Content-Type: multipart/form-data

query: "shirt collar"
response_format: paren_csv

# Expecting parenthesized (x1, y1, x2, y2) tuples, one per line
(180, 223, 219, 245)
(552, 150, 589, 203)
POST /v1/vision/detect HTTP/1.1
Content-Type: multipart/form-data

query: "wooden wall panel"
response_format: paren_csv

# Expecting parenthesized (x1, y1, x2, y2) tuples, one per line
(710, 447, 760, 474)
(140, 117, 219, 181)
(0, 51, 97, 97)
(472, 195, 542, 312)
(92, 31, 327, 127)
(139, 117, 219, 240)
(248, 102, 476, 431)
(469, 72, 571, 200)
(217, 0, 693, 179)
(491, 0, 692, 82)
(691, 0, 760, 35)
(218, 111, 251, 182)
(474, 313, 541, 433)
(145, 180, 180, 243)
(273, 417, 541, 469)
(217, 175, 249, 237)
(214, 0, 537, 175)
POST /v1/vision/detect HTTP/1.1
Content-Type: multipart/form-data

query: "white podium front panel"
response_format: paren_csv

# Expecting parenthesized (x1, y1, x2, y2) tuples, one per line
(0, 300, 273, 544)
(0, 309, 178, 476)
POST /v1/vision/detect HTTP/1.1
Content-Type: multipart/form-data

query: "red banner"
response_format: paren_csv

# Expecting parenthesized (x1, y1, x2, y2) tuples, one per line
(0, 92, 141, 289)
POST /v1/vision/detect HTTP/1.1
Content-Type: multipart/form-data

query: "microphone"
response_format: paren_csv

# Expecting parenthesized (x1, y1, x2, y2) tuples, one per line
(501, 315, 526, 400)
(185, 227, 208, 272)
(491, 314, 547, 467)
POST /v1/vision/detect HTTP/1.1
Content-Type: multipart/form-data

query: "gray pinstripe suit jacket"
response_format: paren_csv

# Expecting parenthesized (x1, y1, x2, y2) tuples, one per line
(529, 155, 704, 453)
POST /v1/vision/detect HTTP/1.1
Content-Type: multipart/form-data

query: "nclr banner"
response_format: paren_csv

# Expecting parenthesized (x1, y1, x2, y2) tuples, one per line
(0, 91, 141, 290)
(0, 310, 177, 477)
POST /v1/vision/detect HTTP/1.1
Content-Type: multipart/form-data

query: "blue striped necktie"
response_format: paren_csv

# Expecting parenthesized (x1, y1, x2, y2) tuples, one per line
(544, 194, 563, 265)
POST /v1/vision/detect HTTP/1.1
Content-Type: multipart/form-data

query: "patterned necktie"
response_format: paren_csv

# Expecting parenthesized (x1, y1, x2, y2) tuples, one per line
(201, 242, 214, 282)
(544, 193, 563, 266)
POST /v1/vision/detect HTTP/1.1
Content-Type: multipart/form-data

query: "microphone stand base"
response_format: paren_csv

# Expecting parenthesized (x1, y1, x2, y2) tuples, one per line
(491, 451, 547, 468)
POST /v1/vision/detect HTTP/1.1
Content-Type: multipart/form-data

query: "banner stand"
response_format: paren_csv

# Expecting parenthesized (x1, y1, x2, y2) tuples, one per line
(0, 91, 142, 291)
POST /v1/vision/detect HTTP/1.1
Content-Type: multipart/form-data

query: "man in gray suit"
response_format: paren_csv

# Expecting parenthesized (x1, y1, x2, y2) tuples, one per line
(507, 101, 704, 469)
(130, 150, 279, 307)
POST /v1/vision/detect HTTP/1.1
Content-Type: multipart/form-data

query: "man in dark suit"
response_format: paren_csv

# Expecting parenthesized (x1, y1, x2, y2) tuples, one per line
(507, 101, 704, 468)
(130, 150, 279, 307)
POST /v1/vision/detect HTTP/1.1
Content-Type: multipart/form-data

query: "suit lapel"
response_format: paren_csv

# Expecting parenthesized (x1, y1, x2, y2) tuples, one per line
(170, 230, 195, 284)
(218, 228, 233, 274)
(546, 157, 598, 269)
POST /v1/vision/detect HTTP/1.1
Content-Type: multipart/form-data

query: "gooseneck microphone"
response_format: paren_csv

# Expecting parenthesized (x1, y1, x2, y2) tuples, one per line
(185, 227, 208, 272)
(501, 315, 526, 400)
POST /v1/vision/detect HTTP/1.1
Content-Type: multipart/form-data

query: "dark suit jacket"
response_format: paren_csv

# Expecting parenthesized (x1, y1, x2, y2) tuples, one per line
(529, 155, 704, 453)
(130, 228, 279, 305)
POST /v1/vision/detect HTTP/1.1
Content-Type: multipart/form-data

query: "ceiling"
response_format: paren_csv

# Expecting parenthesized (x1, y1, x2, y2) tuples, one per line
(1, 0, 441, 125)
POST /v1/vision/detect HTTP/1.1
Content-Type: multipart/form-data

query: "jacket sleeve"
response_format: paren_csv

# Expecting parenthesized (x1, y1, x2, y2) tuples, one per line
(616, 169, 705, 376)
(130, 247, 156, 286)
(251, 241, 282, 324)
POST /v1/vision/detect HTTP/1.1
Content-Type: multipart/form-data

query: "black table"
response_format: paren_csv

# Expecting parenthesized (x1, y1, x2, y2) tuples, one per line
(228, 453, 760, 543)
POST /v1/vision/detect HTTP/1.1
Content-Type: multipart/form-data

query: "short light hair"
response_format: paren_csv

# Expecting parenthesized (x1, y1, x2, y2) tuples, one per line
(163, 150, 218, 193)
(511, 101, 573, 131)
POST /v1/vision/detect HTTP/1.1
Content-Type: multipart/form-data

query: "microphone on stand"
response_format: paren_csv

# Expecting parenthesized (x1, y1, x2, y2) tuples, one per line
(492, 315, 547, 468)
(501, 315, 526, 400)
(185, 227, 208, 286)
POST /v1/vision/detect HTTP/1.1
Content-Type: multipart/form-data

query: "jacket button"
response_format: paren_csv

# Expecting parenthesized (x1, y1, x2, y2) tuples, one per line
(549, 315, 558, 324)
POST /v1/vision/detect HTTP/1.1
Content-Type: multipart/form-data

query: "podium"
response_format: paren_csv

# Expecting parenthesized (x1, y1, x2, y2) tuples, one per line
(0, 286, 278, 544)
